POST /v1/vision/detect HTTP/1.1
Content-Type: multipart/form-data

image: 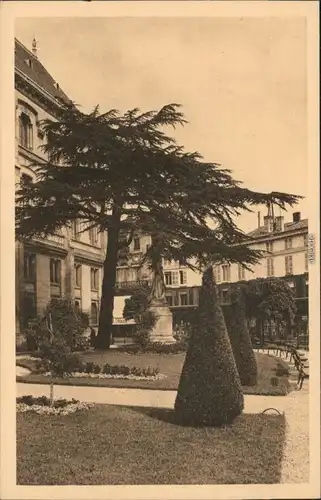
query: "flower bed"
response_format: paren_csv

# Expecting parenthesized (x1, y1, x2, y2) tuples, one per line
(42, 371, 167, 381)
(115, 343, 186, 355)
(16, 395, 93, 415)
(32, 361, 166, 381)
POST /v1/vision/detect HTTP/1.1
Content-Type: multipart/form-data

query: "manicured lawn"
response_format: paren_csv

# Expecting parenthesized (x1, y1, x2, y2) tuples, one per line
(17, 351, 291, 395)
(17, 404, 286, 485)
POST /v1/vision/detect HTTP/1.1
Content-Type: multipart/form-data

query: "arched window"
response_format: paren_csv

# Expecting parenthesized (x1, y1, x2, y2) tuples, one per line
(19, 112, 33, 150)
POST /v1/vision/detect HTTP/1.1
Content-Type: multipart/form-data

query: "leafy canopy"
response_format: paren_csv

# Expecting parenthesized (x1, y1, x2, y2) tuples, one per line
(16, 102, 302, 270)
(237, 278, 297, 323)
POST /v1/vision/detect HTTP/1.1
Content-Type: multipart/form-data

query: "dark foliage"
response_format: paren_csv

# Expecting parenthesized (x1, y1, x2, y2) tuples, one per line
(123, 287, 157, 348)
(17, 395, 79, 408)
(67, 360, 159, 377)
(238, 278, 297, 343)
(227, 287, 258, 386)
(24, 298, 89, 352)
(173, 321, 193, 349)
(240, 278, 296, 323)
(115, 343, 186, 355)
(16, 102, 301, 350)
(175, 266, 244, 426)
(24, 298, 88, 377)
(37, 344, 81, 377)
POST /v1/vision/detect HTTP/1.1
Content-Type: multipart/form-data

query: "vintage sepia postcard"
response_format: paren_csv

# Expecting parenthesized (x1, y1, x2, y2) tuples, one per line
(0, 1, 320, 500)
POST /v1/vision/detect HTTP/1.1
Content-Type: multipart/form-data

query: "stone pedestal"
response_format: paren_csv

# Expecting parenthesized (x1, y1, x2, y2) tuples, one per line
(148, 301, 176, 344)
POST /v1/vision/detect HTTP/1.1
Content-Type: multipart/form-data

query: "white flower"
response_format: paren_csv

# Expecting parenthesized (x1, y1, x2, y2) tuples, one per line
(16, 401, 93, 415)
(43, 372, 167, 381)
(42, 371, 166, 381)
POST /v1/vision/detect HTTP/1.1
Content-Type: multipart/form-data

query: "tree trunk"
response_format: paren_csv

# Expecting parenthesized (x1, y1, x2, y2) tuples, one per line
(96, 210, 121, 350)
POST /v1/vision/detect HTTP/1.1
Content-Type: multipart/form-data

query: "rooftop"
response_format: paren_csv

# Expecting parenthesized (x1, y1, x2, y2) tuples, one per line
(15, 38, 70, 104)
(247, 217, 308, 239)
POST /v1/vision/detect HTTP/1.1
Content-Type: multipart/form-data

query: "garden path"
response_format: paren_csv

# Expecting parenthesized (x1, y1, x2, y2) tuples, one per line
(16, 348, 311, 484)
(17, 380, 310, 484)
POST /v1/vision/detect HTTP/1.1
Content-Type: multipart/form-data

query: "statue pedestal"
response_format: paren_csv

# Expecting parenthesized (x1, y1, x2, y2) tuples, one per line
(148, 301, 176, 344)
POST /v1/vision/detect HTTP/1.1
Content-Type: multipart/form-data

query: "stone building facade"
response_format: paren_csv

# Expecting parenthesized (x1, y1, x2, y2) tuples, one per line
(15, 39, 309, 345)
(114, 211, 309, 337)
(15, 39, 107, 343)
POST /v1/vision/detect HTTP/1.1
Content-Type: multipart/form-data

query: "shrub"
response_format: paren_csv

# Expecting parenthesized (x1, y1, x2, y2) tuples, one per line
(26, 300, 88, 404)
(146, 366, 154, 377)
(23, 298, 89, 352)
(75, 361, 86, 373)
(38, 343, 81, 377)
(24, 317, 46, 351)
(17, 395, 80, 408)
(93, 364, 101, 374)
(239, 278, 297, 344)
(74, 336, 91, 352)
(102, 363, 111, 374)
(123, 365, 130, 376)
(175, 266, 244, 427)
(84, 362, 100, 374)
(101, 363, 158, 377)
(227, 287, 258, 386)
(173, 321, 192, 349)
(116, 342, 185, 355)
(134, 327, 150, 349)
(123, 288, 157, 348)
(17, 395, 36, 406)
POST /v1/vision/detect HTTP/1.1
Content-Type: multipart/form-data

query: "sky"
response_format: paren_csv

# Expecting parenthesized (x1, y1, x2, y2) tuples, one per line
(16, 16, 307, 233)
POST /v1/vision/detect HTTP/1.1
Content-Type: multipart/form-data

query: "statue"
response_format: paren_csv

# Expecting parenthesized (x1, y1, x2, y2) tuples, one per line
(149, 258, 167, 306)
(146, 241, 175, 343)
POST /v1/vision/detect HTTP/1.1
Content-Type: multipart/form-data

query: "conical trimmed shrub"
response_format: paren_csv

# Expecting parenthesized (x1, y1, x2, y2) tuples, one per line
(228, 287, 258, 386)
(174, 266, 244, 426)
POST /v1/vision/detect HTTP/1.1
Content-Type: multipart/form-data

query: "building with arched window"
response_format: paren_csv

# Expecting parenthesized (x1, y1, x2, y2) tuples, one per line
(19, 112, 33, 150)
(15, 39, 107, 344)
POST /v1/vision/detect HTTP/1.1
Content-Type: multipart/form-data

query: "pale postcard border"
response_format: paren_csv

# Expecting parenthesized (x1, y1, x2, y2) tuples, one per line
(0, 2, 320, 499)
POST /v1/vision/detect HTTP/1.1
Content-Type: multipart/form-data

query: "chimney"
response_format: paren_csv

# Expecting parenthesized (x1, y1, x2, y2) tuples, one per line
(293, 212, 301, 223)
(32, 37, 38, 58)
(263, 215, 274, 233)
(274, 215, 284, 232)
(257, 211, 261, 228)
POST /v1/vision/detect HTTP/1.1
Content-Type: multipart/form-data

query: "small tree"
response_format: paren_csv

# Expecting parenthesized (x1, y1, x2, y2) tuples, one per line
(241, 278, 297, 344)
(123, 287, 157, 348)
(175, 266, 244, 426)
(25, 298, 87, 405)
(227, 287, 258, 386)
(24, 298, 89, 351)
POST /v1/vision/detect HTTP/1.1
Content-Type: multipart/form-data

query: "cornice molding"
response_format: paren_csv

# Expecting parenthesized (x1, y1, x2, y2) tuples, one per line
(242, 226, 308, 246)
(15, 70, 62, 119)
(74, 251, 104, 267)
(23, 240, 68, 258)
(18, 144, 45, 165)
